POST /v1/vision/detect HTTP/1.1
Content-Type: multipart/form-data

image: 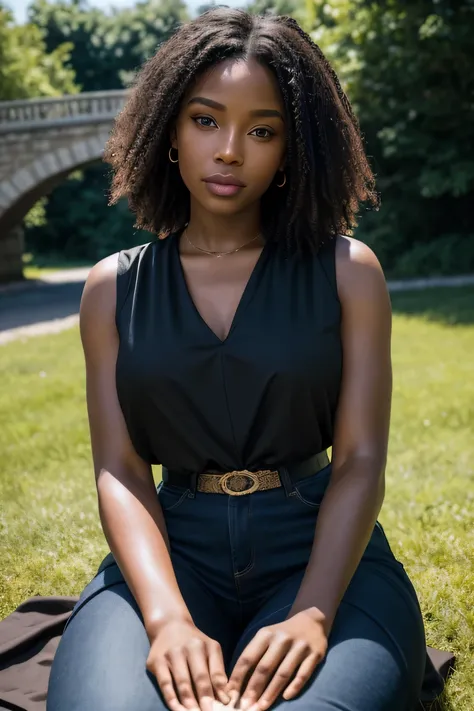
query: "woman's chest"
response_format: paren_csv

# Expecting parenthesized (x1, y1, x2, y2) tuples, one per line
(119, 276, 342, 398)
(178, 248, 265, 343)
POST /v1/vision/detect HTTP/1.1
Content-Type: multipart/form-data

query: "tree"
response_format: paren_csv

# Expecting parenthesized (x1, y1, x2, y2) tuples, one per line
(24, 0, 189, 262)
(0, 4, 76, 100)
(245, 0, 305, 21)
(304, 0, 474, 276)
(0, 4, 77, 281)
(29, 0, 189, 91)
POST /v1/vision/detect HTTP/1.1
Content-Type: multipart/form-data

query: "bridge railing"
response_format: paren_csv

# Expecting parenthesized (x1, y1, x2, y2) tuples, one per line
(0, 90, 129, 133)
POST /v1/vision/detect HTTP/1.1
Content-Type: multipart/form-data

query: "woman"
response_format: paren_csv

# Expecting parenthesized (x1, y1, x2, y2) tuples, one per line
(47, 8, 431, 711)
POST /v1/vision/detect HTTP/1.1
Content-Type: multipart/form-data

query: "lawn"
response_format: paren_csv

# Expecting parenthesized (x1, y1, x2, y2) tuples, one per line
(0, 286, 473, 709)
(22, 252, 91, 280)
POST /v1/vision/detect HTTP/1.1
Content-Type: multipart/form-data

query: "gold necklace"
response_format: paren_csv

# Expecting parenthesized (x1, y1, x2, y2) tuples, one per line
(184, 227, 261, 258)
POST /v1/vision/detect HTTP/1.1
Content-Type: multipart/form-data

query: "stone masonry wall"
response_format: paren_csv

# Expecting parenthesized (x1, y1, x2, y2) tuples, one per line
(0, 121, 113, 282)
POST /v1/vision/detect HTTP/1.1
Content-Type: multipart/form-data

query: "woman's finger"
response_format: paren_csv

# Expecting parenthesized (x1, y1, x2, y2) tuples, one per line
(154, 661, 190, 711)
(282, 652, 321, 700)
(251, 643, 310, 709)
(226, 630, 271, 695)
(186, 639, 217, 711)
(207, 640, 231, 704)
(168, 650, 201, 710)
(238, 635, 292, 708)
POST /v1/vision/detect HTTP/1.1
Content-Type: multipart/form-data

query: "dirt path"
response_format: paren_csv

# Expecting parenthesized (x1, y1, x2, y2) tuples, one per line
(0, 269, 90, 345)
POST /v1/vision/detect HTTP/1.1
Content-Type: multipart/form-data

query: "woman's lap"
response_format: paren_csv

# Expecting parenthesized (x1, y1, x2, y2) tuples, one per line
(47, 553, 425, 711)
(232, 563, 426, 711)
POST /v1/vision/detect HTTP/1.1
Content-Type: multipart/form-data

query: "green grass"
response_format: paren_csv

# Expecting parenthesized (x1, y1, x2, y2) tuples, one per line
(1, 287, 473, 709)
(22, 252, 92, 279)
(23, 266, 62, 279)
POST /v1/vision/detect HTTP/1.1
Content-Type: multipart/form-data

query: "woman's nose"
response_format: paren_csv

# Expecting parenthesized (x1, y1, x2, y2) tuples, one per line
(214, 129, 244, 165)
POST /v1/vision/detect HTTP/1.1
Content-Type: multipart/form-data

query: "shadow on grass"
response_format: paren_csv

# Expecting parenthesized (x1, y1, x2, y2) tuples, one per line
(390, 286, 474, 326)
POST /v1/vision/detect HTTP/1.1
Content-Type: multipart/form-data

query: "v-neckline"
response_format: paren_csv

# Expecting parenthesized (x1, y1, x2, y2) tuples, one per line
(173, 228, 270, 345)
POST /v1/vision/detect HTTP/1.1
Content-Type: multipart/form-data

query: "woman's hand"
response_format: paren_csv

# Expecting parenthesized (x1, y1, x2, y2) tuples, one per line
(225, 609, 328, 711)
(147, 618, 230, 711)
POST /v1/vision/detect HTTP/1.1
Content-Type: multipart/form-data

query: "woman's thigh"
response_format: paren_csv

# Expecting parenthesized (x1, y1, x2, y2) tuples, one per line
(47, 566, 238, 711)
(230, 561, 426, 711)
(47, 582, 162, 711)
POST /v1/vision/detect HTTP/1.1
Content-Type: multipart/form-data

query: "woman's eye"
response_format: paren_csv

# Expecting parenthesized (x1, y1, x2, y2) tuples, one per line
(194, 116, 217, 128)
(250, 128, 273, 139)
(193, 117, 273, 139)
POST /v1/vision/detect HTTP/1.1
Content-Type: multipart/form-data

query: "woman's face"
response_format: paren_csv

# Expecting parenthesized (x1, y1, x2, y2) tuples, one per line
(170, 57, 287, 216)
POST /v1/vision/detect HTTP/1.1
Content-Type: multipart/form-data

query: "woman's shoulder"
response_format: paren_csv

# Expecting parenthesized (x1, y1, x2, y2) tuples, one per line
(116, 240, 156, 275)
(333, 234, 389, 305)
(79, 242, 152, 326)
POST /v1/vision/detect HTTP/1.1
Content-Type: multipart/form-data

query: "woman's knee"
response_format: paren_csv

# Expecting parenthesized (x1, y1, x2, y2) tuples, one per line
(47, 583, 165, 711)
(269, 622, 412, 711)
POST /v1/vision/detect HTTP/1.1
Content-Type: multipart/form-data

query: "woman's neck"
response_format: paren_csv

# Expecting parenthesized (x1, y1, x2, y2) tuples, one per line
(185, 203, 263, 252)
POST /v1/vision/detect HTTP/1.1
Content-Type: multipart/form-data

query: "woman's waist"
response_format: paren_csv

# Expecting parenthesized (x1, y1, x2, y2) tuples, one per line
(162, 450, 330, 496)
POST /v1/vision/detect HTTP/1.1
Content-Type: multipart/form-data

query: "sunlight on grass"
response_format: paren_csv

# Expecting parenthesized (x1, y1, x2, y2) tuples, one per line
(23, 267, 60, 279)
(0, 287, 473, 708)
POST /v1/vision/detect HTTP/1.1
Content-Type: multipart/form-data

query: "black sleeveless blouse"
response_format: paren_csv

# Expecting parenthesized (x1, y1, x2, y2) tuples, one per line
(115, 231, 342, 475)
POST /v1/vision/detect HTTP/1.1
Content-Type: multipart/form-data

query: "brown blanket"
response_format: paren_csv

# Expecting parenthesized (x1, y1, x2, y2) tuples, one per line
(0, 596, 455, 711)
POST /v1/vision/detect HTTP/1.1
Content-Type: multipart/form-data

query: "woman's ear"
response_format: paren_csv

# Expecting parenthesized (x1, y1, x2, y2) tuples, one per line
(169, 127, 178, 150)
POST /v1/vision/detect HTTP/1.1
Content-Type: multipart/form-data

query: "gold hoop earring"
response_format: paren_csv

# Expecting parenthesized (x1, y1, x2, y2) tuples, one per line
(276, 171, 286, 188)
(169, 146, 179, 163)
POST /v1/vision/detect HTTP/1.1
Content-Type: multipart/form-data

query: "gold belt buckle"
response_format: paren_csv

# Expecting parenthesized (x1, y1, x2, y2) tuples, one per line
(220, 470, 260, 496)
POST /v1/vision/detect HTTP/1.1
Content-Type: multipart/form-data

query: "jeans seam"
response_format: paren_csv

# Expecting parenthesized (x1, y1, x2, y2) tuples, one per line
(234, 496, 255, 578)
(228, 495, 240, 586)
(293, 486, 322, 508)
(234, 554, 255, 577)
(161, 487, 190, 511)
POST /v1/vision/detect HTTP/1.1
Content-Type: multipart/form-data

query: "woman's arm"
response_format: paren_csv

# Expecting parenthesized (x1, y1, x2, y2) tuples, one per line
(80, 256, 229, 711)
(80, 255, 192, 635)
(285, 234, 392, 630)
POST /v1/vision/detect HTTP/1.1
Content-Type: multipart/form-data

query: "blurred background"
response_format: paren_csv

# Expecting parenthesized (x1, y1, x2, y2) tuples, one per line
(0, 1, 473, 709)
(0, 0, 473, 281)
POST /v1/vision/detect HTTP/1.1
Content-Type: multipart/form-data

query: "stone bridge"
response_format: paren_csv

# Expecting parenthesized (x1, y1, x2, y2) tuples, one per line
(0, 90, 129, 283)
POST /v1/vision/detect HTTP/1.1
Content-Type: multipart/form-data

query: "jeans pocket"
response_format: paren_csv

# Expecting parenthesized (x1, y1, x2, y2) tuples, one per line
(157, 482, 191, 511)
(292, 462, 332, 508)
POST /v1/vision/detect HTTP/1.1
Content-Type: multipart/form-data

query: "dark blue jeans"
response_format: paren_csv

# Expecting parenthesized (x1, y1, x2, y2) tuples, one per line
(47, 463, 427, 711)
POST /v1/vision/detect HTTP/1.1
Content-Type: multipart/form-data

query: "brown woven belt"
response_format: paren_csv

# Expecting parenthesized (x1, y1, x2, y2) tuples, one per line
(198, 469, 281, 496)
(163, 452, 330, 496)
(188, 451, 330, 496)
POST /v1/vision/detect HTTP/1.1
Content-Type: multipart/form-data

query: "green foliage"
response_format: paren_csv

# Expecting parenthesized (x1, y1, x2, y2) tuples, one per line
(245, 0, 306, 23)
(0, 4, 76, 100)
(24, 0, 189, 263)
(25, 165, 149, 261)
(17, 0, 474, 275)
(23, 197, 48, 229)
(29, 0, 189, 91)
(305, 0, 474, 277)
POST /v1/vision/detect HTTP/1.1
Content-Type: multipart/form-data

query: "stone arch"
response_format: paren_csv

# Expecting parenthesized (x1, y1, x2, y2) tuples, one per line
(0, 132, 109, 237)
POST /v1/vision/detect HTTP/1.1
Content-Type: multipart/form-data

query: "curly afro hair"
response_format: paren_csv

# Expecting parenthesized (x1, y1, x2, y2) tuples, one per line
(104, 7, 380, 254)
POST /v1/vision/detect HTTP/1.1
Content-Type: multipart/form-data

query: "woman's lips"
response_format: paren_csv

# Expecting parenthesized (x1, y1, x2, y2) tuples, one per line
(204, 182, 244, 197)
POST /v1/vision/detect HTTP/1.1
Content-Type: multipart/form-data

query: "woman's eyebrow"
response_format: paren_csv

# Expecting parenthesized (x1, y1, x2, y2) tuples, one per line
(187, 96, 284, 120)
